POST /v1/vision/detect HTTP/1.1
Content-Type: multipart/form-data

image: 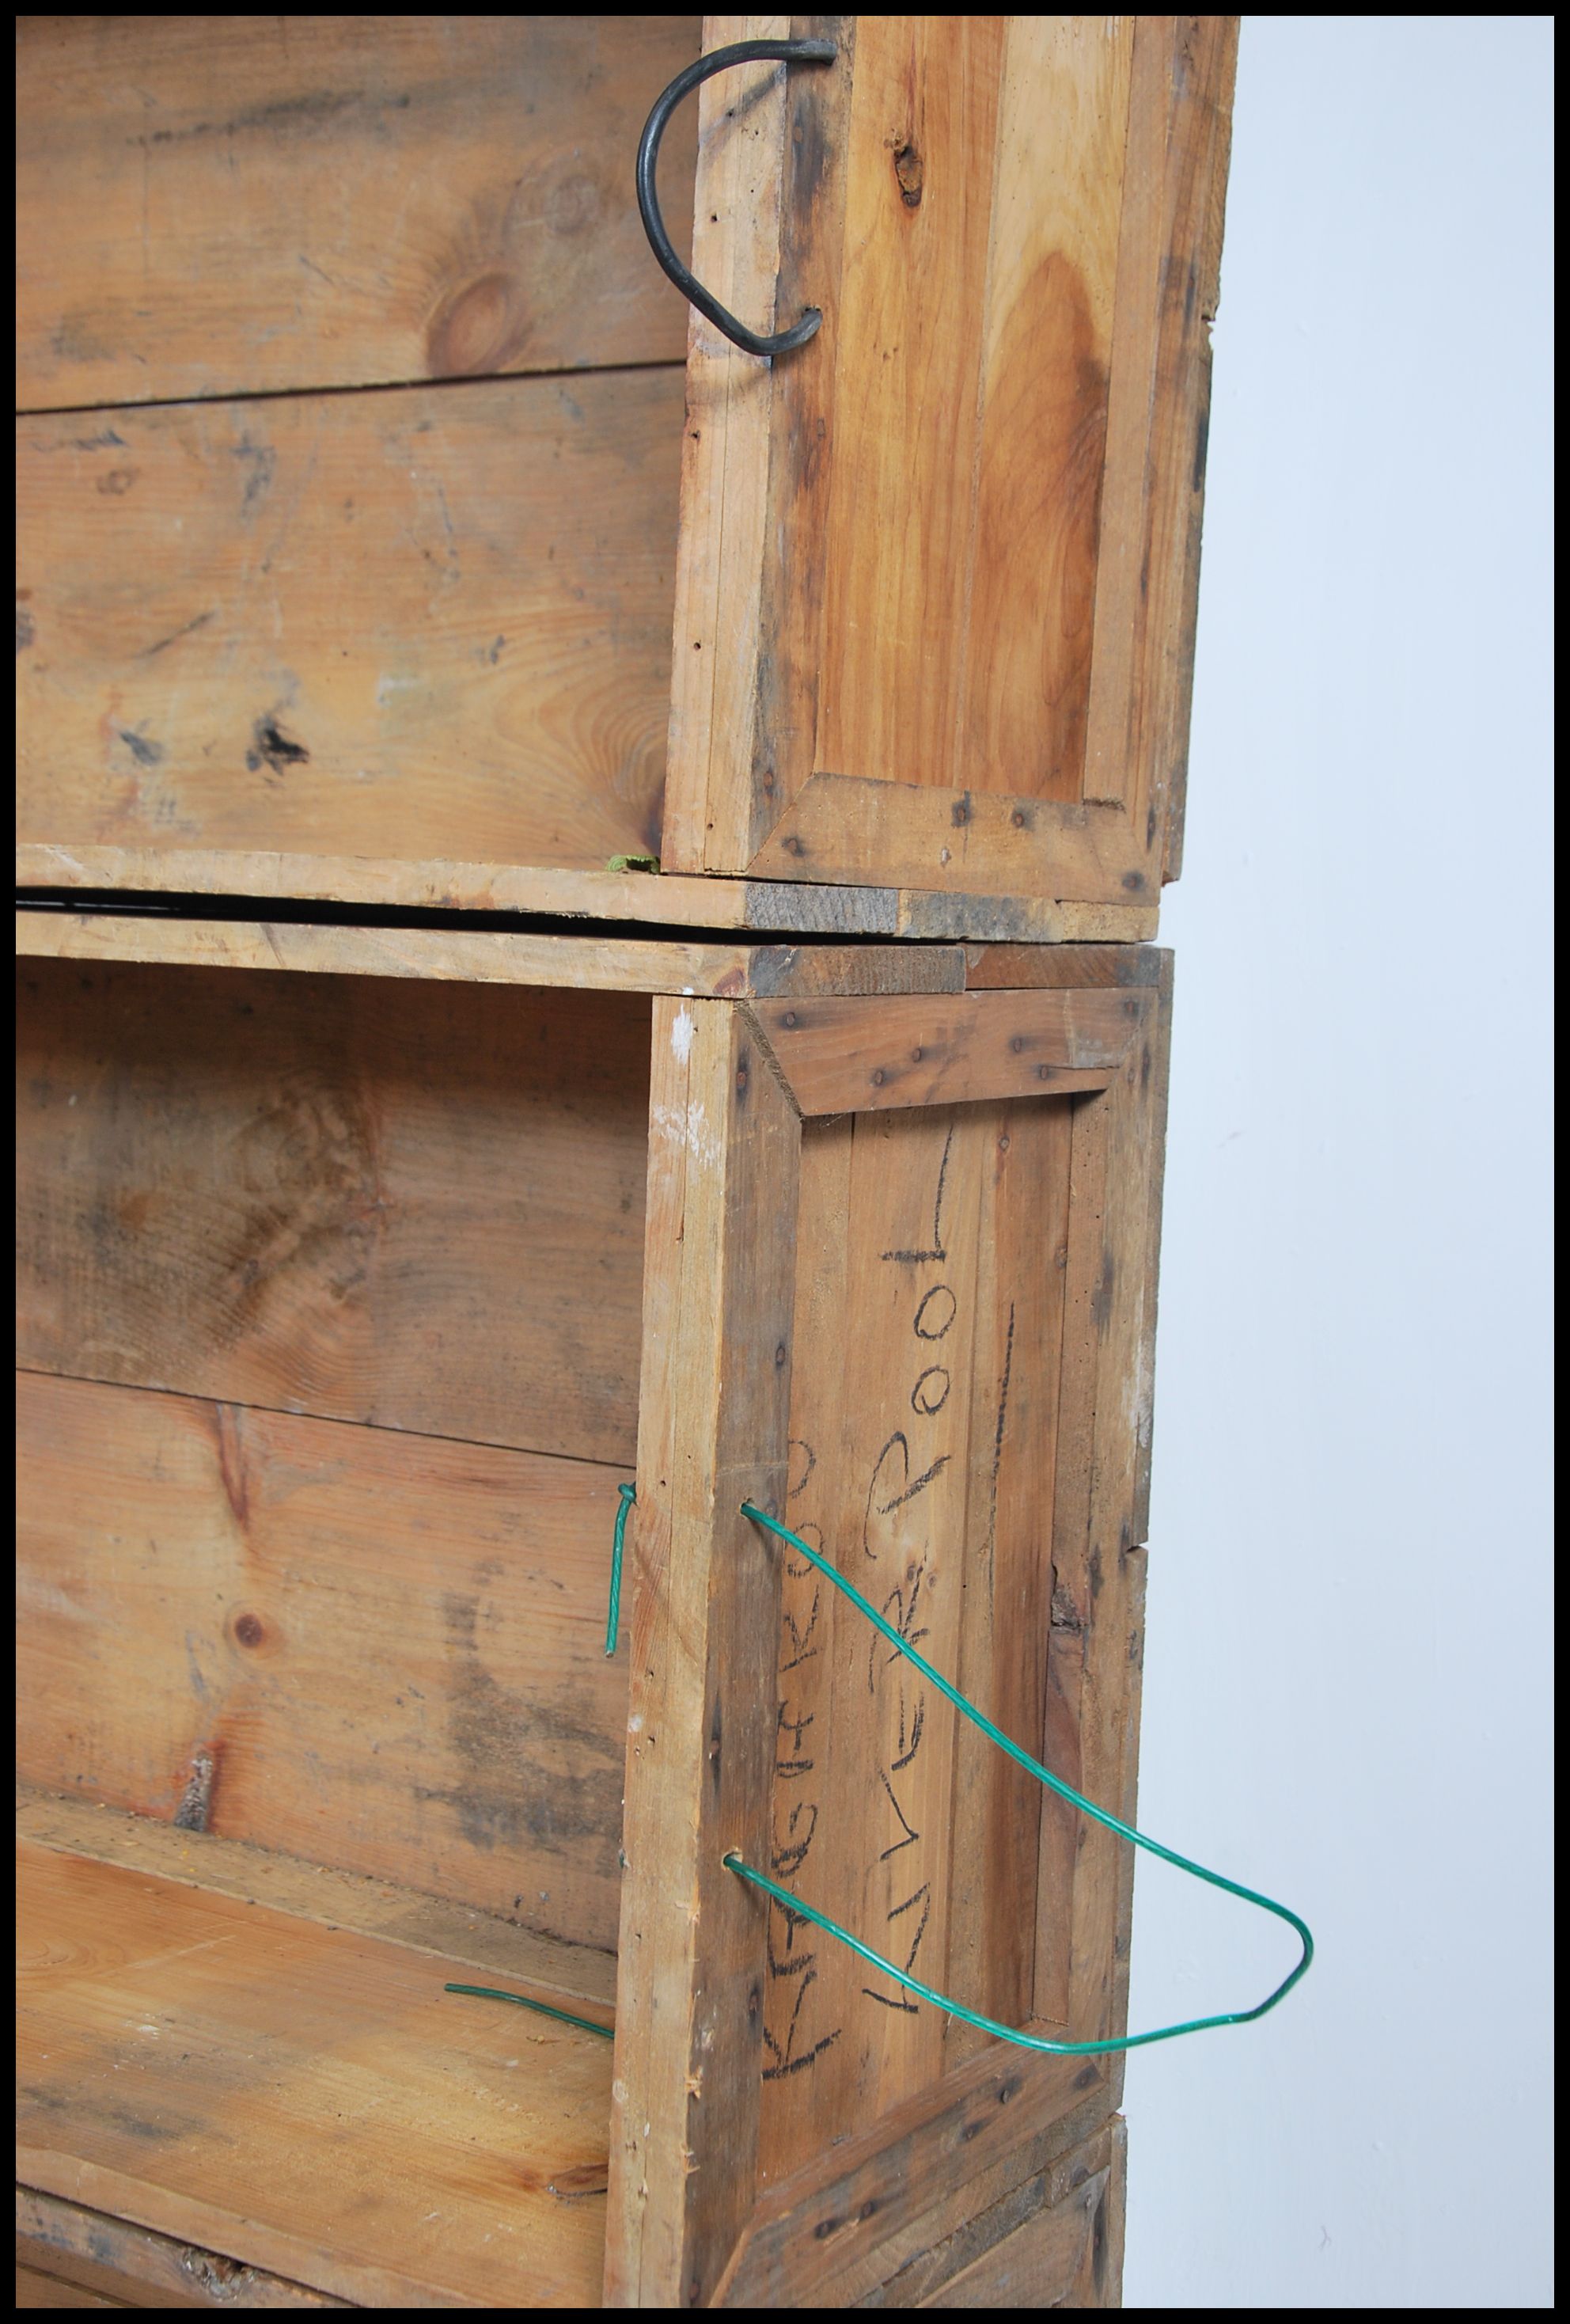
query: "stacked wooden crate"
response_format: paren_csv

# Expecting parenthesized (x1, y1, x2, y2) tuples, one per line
(15, 17, 1238, 2308)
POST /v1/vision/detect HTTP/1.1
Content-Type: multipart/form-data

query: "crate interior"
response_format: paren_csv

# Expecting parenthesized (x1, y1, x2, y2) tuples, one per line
(16, 956, 652, 2304)
(16, 15, 700, 879)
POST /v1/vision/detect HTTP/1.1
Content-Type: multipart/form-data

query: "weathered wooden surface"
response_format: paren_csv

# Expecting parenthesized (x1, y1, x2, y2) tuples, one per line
(606, 999, 801, 2307)
(16, 959, 650, 1466)
(16, 845, 1159, 945)
(749, 987, 1140, 1114)
(17, 1840, 612, 2307)
(18, 1791, 619, 2011)
(911, 2117, 1124, 2307)
(663, 15, 1238, 906)
(17, 1373, 631, 1950)
(16, 15, 699, 408)
(18, 2185, 347, 2309)
(17, 370, 683, 872)
(757, 1097, 1075, 2180)
(15, 910, 967, 1000)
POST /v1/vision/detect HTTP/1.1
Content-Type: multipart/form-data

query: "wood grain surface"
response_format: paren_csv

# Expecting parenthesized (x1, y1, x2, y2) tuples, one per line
(15, 909, 966, 1000)
(16, 958, 650, 1466)
(17, 2185, 347, 2309)
(17, 1840, 612, 2307)
(17, 1372, 631, 1950)
(17, 369, 683, 872)
(16, 14, 699, 408)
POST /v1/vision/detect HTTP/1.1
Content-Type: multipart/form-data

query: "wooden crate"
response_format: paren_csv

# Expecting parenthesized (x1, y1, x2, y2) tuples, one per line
(16, 14, 1237, 937)
(16, 914, 1168, 2307)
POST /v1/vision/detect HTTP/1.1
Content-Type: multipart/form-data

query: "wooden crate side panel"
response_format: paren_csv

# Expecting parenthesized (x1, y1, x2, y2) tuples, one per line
(16, 370, 682, 872)
(914, 2116, 1124, 2307)
(667, 15, 1237, 906)
(15, 959, 650, 1467)
(16, 14, 699, 409)
(17, 1371, 631, 1950)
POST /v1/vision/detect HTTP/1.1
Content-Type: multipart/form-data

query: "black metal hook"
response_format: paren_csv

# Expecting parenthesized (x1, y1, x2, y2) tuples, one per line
(636, 38, 838, 360)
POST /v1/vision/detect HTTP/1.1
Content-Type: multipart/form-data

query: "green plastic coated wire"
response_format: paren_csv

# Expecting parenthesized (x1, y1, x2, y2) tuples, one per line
(444, 1983, 613, 2040)
(732, 1500, 1313, 2056)
(605, 1481, 635, 1657)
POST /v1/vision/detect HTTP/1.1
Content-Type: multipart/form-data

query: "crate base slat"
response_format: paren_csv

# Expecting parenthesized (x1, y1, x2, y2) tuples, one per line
(17, 1835, 612, 2309)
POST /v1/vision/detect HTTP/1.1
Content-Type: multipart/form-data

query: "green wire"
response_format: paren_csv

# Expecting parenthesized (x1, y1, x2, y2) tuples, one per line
(734, 1500, 1313, 2056)
(605, 1481, 635, 1657)
(443, 1984, 614, 2040)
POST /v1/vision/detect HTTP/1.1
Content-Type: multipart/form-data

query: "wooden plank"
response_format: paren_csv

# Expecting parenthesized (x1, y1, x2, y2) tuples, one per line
(718, 2041, 1109, 2307)
(964, 941, 1166, 990)
(945, 1096, 1076, 2062)
(749, 988, 1138, 1116)
(16, 15, 699, 408)
(18, 2186, 347, 2309)
(660, 14, 793, 875)
(789, 2090, 1114, 2307)
(917, 2119, 1123, 2307)
(17, 2267, 126, 2309)
(17, 370, 682, 873)
(606, 999, 800, 2306)
(17, 1841, 612, 2307)
(17, 1373, 631, 1952)
(16, 957, 649, 1466)
(747, 777, 1151, 906)
(16, 845, 1161, 945)
(17, 844, 902, 936)
(15, 912, 965, 1001)
(17, 1792, 618, 2011)
(813, 17, 1006, 802)
(959, 18, 1135, 803)
(757, 1107, 984, 2182)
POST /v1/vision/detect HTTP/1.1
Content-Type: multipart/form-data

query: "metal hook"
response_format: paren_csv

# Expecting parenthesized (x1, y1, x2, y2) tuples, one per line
(636, 38, 838, 360)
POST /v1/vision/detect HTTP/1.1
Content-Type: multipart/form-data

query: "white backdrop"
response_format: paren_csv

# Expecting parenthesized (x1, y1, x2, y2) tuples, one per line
(1121, 17, 1553, 2309)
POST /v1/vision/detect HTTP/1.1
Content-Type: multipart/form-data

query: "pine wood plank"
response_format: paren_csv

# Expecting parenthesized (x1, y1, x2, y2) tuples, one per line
(745, 777, 1151, 906)
(17, 2186, 347, 2310)
(17, 2266, 126, 2309)
(14, 910, 965, 1000)
(16, 15, 699, 410)
(17, 1793, 619, 2012)
(17, 370, 682, 873)
(17, 1374, 631, 1952)
(606, 999, 801, 2306)
(749, 988, 1137, 1116)
(17, 843, 1160, 944)
(958, 17, 1134, 803)
(660, 14, 794, 875)
(16, 958, 649, 1466)
(17, 1841, 612, 2307)
(916, 2118, 1122, 2307)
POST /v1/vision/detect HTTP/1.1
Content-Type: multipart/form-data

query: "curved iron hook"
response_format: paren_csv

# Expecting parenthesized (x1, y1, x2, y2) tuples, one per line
(636, 38, 838, 360)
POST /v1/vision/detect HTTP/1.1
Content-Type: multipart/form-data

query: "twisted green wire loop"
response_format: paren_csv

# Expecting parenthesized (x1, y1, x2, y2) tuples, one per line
(734, 1500, 1313, 2056)
(605, 1481, 635, 1657)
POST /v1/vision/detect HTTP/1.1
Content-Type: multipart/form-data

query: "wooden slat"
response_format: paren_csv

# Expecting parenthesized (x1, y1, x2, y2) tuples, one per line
(16, 957, 649, 1466)
(917, 2117, 1123, 2307)
(17, 370, 682, 874)
(749, 988, 1137, 1116)
(745, 777, 1151, 906)
(606, 999, 801, 2306)
(14, 910, 965, 1000)
(17, 2267, 126, 2309)
(16, 842, 1161, 944)
(17, 1841, 612, 2307)
(660, 14, 794, 876)
(17, 1373, 631, 1952)
(16, 15, 699, 408)
(18, 2187, 347, 2310)
(17, 1793, 617, 2012)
